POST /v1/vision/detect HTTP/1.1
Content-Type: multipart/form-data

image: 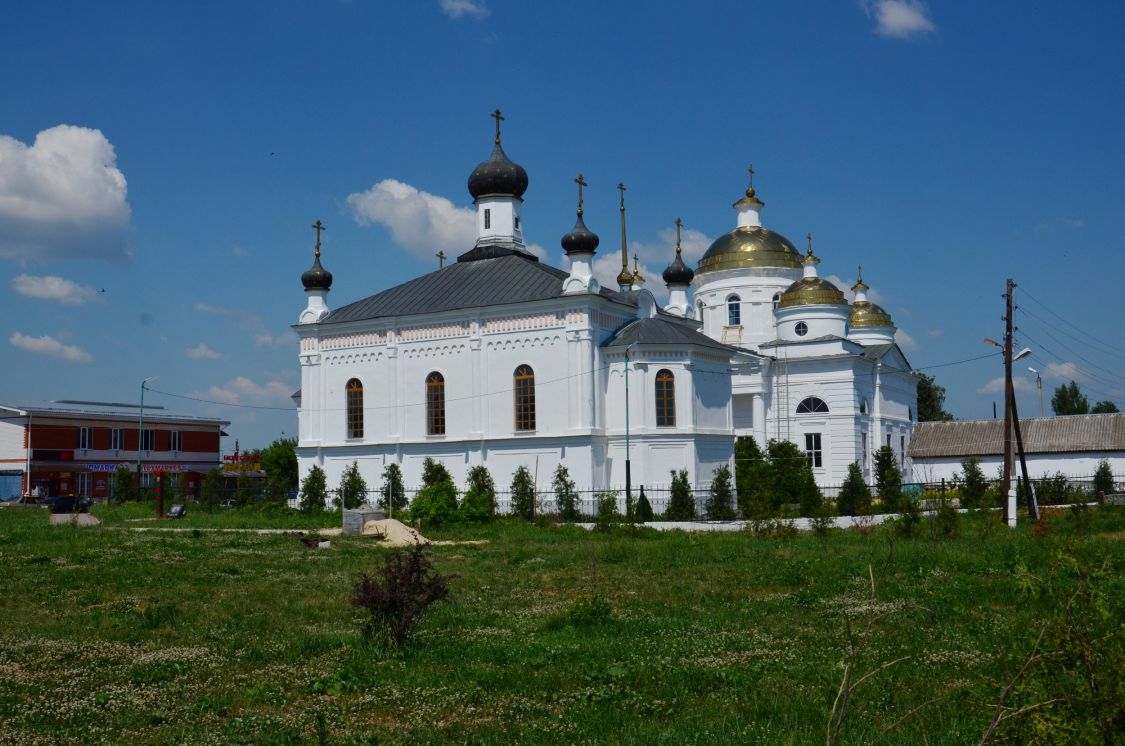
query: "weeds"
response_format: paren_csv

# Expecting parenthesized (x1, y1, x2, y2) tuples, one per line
(350, 546, 452, 649)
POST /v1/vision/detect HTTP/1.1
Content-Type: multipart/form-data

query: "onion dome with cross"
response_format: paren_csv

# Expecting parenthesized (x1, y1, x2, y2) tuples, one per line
(561, 174, 600, 255)
(301, 220, 333, 291)
(467, 109, 529, 200)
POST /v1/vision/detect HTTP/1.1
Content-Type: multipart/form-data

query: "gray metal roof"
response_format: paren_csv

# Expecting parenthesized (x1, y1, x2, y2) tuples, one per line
(604, 317, 744, 354)
(909, 413, 1125, 458)
(759, 334, 850, 348)
(0, 400, 230, 426)
(321, 249, 635, 325)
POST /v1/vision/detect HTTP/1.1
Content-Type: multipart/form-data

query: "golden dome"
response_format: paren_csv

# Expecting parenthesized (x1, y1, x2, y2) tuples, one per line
(849, 300, 894, 328)
(778, 276, 847, 308)
(696, 226, 803, 273)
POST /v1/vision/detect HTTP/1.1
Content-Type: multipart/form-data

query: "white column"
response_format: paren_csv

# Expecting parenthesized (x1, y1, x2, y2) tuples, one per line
(752, 392, 766, 448)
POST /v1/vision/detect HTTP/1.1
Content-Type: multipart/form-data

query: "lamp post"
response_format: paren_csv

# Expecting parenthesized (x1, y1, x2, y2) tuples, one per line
(1028, 367, 1044, 417)
(136, 376, 157, 501)
(984, 329, 1032, 526)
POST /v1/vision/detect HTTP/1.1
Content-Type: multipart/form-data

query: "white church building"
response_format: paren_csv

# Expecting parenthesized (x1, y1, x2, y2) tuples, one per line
(294, 115, 917, 494)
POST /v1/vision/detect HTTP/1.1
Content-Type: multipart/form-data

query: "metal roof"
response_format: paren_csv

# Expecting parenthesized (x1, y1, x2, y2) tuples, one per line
(0, 400, 229, 426)
(909, 413, 1125, 458)
(320, 249, 636, 325)
(604, 317, 745, 354)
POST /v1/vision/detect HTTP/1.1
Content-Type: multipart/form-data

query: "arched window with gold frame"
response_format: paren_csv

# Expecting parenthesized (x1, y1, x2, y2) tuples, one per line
(345, 378, 364, 439)
(514, 364, 536, 431)
(655, 369, 676, 427)
(426, 372, 445, 435)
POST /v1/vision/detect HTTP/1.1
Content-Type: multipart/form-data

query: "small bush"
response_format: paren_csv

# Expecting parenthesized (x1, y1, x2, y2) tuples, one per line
(350, 546, 451, 649)
(634, 487, 654, 523)
(595, 491, 621, 527)
(1036, 472, 1073, 505)
(836, 462, 871, 517)
(379, 463, 407, 516)
(409, 481, 459, 528)
(665, 469, 696, 521)
(934, 494, 960, 538)
(461, 466, 496, 522)
(958, 456, 988, 509)
(337, 461, 368, 510)
(705, 465, 737, 520)
(1092, 459, 1114, 497)
(552, 465, 579, 521)
(421, 458, 453, 489)
(746, 518, 798, 540)
(299, 465, 328, 513)
(510, 466, 536, 520)
(809, 502, 836, 537)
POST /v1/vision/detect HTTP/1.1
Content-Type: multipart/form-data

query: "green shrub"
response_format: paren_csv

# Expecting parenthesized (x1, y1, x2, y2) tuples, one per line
(111, 465, 136, 503)
(595, 491, 621, 526)
(958, 456, 988, 509)
(735, 436, 770, 518)
(461, 466, 496, 522)
(1092, 459, 1114, 498)
(299, 465, 328, 513)
(836, 462, 871, 516)
(552, 465, 579, 521)
(337, 461, 368, 510)
(874, 446, 903, 513)
(1036, 472, 1074, 505)
(409, 481, 459, 528)
(665, 469, 695, 521)
(509, 466, 535, 520)
(704, 464, 737, 520)
(634, 486, 654, 523)
(421, 458, 453, 489)
(379, 463, 407, 516)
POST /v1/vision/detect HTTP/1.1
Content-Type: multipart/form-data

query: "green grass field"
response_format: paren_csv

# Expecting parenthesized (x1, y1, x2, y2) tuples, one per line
(1, 503, 1122, 744)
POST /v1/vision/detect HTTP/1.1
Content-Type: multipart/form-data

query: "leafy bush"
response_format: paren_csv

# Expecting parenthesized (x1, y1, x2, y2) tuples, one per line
(299, 465, 328, 513)
(337, 461, 368, 510)
(595, 491, 621, 526)
(350, 546, 451, 649)
(735, 436, 770, 518)
(200, 468, 225, 510)
(461, 466, 496, 522)
(874, 446, 903, 513)
(409, 481, 459, 528)
(665, 469, 695, 521)
(765, 440, 811, 513)
(746, 518, 798, 540)
(1092, 459, 1115, 498)
(379, 463, 407, 516)
(1036, 472, 1075, 505)
(634, 486, 654, 523)
(836, 462, 872, 516)
(958, 456, 988, 509)
(797, 465, 823, 517)
(510, 466, 535, 520)
(809, 501, 836, 537)
(552, 465, 579, 521)
(421, 458, 453, 489)
(705, 464, 737, 520)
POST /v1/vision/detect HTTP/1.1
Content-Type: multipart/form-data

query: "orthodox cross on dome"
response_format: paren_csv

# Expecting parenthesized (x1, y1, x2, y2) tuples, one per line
(747, 163, 754, 189)
(491, 108, 505, 144)
(437, 250, 447, 269)
(311, 220, 326, 258)
(632, 252, 645, 283)
(575, 173, 587, 216)
(674, 217, 683, 254)
(806, 232, 813, 256)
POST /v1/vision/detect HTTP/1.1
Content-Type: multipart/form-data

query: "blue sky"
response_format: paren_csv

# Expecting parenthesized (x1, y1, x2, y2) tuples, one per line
(2, 0, 1124, 449)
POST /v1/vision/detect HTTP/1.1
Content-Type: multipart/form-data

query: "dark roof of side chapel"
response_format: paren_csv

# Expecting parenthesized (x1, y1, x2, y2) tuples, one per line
(319, 247, 636, 324)
(604, 317, 746, 354)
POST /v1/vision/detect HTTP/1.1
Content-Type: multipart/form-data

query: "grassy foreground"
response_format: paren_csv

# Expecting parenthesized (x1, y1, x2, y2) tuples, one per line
(1, 504, 1122, 744)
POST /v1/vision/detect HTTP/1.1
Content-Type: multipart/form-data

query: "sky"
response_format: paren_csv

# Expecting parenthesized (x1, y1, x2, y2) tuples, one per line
(2, 0, 1124, 449)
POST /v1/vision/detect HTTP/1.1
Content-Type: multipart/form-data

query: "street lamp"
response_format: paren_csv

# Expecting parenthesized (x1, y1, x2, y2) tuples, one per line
(1028, 367, 1044, 417)
(136, 376, 158, 500)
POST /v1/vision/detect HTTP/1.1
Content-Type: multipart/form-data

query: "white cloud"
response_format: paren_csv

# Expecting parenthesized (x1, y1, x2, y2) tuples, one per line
(977, 376, 1035, 395)
(824, 274, 888, 305)
(255, 332, 296, 349)
(186, 343, 222, 360)
(574, 225, 713, 303)
(347, 178, 548, 263)
(194, 302, 231, 315)
(1043, 361, 1091, 384)
(11, 274, 101, 305)
(927, 329, 943, 337)
(0, 125, 131, 263)
(9, 331, 92, 363)
(200, 376, 293, 406)
(895, 328, 919, 351)
(439, 0, 488, 19)
(863, 0, 936, 39)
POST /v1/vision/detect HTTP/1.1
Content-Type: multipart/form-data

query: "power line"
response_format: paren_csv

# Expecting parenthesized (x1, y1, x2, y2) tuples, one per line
(915, 352, 1001, 371)
(1019, 288, 1125, 358)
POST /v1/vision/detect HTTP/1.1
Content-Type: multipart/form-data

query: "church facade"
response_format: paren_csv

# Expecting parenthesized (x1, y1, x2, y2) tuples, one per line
(294, 116, 917, 494)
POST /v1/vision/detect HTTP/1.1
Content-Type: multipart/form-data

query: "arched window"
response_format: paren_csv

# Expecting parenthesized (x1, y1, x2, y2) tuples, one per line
(860, 397, 869, 414)
(727, 295, 741, 326)
(426, 372, 445, 435)
(346, 378, 363, 439)
(514, 364, 536, 431)
(655, 369, 676, 427)
(796, 396, 829, 414)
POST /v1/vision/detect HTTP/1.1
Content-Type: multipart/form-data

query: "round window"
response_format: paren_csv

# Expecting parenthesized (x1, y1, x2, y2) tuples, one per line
(795, 321, 808, 337)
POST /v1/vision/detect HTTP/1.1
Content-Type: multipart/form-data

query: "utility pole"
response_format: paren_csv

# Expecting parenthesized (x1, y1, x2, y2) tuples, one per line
(1001, 279, 1015, 526)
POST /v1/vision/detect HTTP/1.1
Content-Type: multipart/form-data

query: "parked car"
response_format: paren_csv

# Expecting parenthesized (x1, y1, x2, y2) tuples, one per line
(219, 498, 236, 509)
(38, 495, 93, 514)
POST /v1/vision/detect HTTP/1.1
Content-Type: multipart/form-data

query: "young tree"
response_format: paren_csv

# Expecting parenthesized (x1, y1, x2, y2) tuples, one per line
(461, 465, 497, 522)
(836, 462, 871, 516)
(409, 480, 459, 527)
(299, 465, 328, 513)
(916, 373, 954, 421)
(1052, 380, 1089, 415)
(379, 463, 407, 516)
(797, 465, 824, 516)
(1091, 400, 1120, 414)
(421, 458, 453, 488)
(665, 469, 696, 521)
(874, 445, 903, 512)
(552, 464, 579, 521)
(635, 485, 654, 523)
(258, 436, 298, 495)
(766, 439, 811, 513)
(958, 456, 988, 509)
(338, 461, 369, 510)
(704, 464, 737, 520)
(1092, 458, 1115, 497)
(111, 465, 135, 504)
(734, 436, 771, 518)
(509, 465, 535, 519)
(201, 468, 225, 510)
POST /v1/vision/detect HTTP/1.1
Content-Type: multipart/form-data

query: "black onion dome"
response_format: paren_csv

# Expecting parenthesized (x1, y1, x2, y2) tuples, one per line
(301, 255, 333, 291)
(561, 214, 599, 255)
(467, 142, 529, 200)
(662, 252, 695, 285)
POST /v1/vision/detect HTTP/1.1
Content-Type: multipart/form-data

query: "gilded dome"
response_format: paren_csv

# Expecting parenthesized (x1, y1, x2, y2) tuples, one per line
(849, 301, 894, 328)
(778, 277, 847, 308)
(696, 226, 803, 273)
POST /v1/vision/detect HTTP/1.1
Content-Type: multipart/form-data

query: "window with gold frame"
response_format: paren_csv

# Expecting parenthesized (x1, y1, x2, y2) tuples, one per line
(655, 369, 676, 427)
(513, 364, 535, 431)
(426, 372, 445, 435)
(346, 378, 364, 439)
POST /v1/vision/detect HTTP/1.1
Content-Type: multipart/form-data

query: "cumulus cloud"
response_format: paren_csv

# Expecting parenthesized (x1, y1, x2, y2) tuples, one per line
(862, 0, 936, 39)
(199, 376, 293, 406)
(927, 329, 943, 337)
(978, 376, 1036, 395)
(824, 274, 888, 305)
(11, 274, 101, 305)
(0, 125, 131, 263)
(895, 328, 919, 351)
(9, 331, 92, 363)
(255, 332, 296, 349)
(439, 0, 488, 19)
(347, 178, 548, 262)
(575, 225, 713, 303)
(1043, 361, 1091, 383)
(186, 343, 222, 360)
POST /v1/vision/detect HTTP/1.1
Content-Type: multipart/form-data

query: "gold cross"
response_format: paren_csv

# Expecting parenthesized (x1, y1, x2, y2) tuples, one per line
(674, 217, 683, 253)
(437, 250, 447, 269)
(491, 109, 504, 144)
(807, 232, 813, 255)
(311, 220, 326, 258)
(575, 174, 587, 215)
(747, 163, 754, 188)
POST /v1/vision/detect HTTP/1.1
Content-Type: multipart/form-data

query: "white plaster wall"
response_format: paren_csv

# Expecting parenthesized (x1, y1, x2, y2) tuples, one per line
(912, 453, 1125, 484)
(0, 418, 27, 466)
(692, 268, 797, 350)
(775, 306, 849, 341)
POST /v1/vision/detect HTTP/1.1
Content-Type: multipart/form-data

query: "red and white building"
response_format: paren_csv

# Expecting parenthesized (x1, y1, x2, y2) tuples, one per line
(0, 400, 229, 501)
